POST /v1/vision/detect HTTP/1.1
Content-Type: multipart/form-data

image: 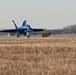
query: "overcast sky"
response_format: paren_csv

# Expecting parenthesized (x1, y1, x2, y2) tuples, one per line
(0, 0, 76, 29)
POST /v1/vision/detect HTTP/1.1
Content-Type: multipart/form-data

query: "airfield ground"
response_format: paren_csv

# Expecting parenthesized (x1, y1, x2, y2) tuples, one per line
(0, 35, 76, 75)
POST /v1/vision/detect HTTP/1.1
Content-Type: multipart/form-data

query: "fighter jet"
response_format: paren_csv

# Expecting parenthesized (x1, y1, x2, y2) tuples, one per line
(0, 20, 45, 38)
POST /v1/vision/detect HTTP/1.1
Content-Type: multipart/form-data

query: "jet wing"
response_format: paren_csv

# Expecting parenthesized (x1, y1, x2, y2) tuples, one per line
(0, 29, 17, 33)
(32, 29, 45, 32)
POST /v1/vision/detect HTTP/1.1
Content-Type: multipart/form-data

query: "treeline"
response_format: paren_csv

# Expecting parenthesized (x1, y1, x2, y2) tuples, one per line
(48, 24, 76, 34)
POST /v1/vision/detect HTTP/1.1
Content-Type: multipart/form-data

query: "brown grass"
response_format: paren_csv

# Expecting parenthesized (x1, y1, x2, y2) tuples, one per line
(0, 38, 76, 75)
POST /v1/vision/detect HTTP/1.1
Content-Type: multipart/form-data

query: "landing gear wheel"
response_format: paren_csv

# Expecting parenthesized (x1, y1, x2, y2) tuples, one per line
(26, 32, 30, 38)
(27, 34, 30, 38)
(17, 35, 19, 38)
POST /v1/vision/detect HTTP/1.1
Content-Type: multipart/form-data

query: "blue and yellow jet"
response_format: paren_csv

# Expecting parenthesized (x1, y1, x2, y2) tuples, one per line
(0, 20, 45, 38)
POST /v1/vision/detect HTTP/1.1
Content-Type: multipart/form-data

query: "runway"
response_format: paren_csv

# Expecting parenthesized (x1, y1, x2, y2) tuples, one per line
(0, 33, 76, 39)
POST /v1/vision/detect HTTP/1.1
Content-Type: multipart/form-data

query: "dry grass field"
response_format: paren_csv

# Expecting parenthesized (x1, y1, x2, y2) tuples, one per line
(0, 37, 76, 75)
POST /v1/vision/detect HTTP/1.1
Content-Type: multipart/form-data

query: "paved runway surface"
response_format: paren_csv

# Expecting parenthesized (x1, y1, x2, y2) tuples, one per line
(0, 33, 76, 39)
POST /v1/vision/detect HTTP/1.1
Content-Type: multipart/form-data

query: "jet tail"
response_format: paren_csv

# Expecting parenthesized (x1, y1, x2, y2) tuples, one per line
(22, 20, 26, 27)
(12, 20, 18, 29)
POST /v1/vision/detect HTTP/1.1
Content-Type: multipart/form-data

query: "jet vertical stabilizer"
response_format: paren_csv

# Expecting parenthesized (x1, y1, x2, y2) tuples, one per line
(22, 20, 26, 27)
(12, 20, 18, 29)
